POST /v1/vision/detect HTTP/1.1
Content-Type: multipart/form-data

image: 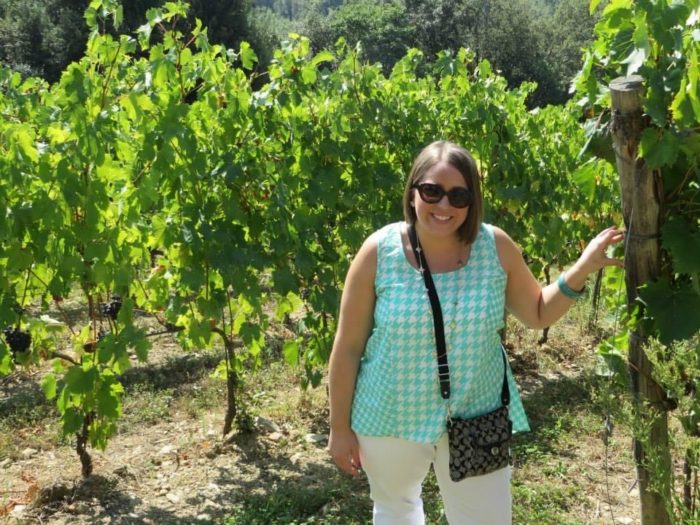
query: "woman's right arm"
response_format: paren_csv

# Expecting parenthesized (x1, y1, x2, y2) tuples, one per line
(328, 234, 378, 476)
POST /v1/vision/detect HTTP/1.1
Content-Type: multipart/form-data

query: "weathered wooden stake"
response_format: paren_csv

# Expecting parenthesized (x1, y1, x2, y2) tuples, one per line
(609, 75, 671, 525)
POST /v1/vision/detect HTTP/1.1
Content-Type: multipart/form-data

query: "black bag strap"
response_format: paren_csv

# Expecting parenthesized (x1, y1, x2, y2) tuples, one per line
(407, 223, 509, 406)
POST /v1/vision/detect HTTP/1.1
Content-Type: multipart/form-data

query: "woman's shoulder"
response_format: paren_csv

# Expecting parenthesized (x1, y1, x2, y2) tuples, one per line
(355, 222, 401, 263)
(364, 222, 403, 248)
(483, 224, 521, 273)
(482, 223, 506, 238)
(375, 221, 403, 237)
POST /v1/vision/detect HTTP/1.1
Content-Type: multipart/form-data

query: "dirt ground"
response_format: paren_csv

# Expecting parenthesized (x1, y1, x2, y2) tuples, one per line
(0, 323, 645, 525)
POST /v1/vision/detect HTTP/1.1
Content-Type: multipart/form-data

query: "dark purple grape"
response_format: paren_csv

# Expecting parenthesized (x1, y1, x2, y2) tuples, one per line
(3, 327, 31, 354)
(100, 296, 122, 320)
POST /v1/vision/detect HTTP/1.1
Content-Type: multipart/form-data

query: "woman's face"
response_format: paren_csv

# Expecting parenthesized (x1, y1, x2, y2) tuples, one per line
(411, 161, 470, 240)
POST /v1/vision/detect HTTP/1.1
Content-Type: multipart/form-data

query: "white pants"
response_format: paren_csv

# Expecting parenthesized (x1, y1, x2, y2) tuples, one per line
(357, 433, 512, 525)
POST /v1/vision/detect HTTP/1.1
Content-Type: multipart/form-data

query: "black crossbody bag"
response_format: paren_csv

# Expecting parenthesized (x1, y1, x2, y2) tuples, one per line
(407, 224, 512, 481)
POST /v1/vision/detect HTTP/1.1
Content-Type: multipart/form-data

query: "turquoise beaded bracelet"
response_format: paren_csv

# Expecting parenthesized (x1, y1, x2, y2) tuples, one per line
(557, 273, 585, 299)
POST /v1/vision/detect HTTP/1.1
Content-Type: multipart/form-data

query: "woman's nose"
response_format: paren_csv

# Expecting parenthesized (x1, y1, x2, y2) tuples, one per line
(436, 194, 451, 207)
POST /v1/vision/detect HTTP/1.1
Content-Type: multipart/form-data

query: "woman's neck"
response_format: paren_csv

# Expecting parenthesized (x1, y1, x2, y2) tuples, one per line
(411, 222, 470, 272)
(413, 222, 464, 253)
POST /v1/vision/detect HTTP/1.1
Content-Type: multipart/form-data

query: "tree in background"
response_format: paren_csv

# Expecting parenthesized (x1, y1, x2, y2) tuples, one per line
(248, 5, 295, 68)
(305, 0, 414, 75)
(188, 0, 251, 51)
(293, 0, 594, 106)
(0, 0, 252, 83)
(544, 0, 598, 103)
(0, 0, 88, 81)
(0, 0, 596, 107)
(404, 0, 592, 107)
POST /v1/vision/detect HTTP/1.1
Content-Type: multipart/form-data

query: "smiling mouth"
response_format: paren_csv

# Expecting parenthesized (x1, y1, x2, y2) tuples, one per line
(432, 213, 452, 222)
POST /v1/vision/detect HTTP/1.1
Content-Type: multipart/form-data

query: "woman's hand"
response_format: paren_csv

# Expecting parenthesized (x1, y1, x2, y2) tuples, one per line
(328, 427, 362, 476)
(566, 226, 625, 290)
(496, 225, 625, 329)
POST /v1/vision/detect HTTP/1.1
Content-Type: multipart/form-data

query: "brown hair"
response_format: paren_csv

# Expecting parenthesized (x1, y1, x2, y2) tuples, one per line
(402, 140, 483, 244)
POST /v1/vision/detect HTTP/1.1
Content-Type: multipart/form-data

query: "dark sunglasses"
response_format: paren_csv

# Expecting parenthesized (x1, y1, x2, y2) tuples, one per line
(413, 182, 473, 208)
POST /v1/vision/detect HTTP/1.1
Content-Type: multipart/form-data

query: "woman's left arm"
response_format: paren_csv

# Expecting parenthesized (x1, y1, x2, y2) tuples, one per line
(494, 226, 625, 329)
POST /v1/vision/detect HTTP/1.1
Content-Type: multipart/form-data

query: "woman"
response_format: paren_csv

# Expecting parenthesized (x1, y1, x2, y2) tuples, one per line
(328, 141, 624, 524)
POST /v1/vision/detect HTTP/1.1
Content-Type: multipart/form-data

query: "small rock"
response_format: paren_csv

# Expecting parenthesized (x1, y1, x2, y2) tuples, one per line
(197, 514, 212, 521)
(268, 432, 284, 441)
(290, 453, 304, 465)
(0, 458, 11, 468)
(203, 498, 220, 510)
(10, 505, 26, 517)
(67, 501, 90, 514)
(113, 465, 134, 479)
(127, 513, 139, 519)
(159, 445, 176, 455)
(616, 518, 634, 525)
(255, 416, 280, 433)
(304, 433, 327, 445)
(207, 482, 220, 494)
(166, 492, 180, 504)
(21, 448, 38, 459)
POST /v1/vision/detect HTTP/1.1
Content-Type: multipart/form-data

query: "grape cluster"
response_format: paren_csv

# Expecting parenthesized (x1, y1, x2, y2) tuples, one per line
(3, 327, 31, 354)
(101, 296, 122, 320)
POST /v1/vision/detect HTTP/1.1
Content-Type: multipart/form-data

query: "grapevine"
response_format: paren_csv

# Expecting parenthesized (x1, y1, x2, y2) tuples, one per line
(0, 0, 618, 477)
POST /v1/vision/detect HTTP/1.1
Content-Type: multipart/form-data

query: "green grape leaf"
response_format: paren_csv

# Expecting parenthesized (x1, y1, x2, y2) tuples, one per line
(572, 160, 597, 201)
(638, 278, 700, 344)
(11, 126, 39, 163)
(239, 41, 257, 70)
(64, 365, 98, 395)
(662, 217, 700, 274)
(42, 373, 57, 400)
(61, 407, 84, 435)
(0, 344, 11, 375)
(276, 291, 303, 320)
(310, 50, 334, 68)
(596, 340, 629, 389)
(639, 128, 679, 168)
(272, 266, 297, 295)
(97, 375, 123, 419)
(283, 340, 299, 367)
(590, 0, 604, 16)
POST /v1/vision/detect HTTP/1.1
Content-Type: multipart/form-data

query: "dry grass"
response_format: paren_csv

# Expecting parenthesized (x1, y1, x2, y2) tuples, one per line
(0, 298, 647, 525)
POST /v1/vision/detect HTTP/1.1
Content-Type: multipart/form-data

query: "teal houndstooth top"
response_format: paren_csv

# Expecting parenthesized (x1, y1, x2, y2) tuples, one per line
(351, 222, 530, 443)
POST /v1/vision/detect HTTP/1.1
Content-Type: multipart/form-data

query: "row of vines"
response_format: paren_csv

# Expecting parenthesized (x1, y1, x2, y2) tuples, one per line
(0, 0, 614, 477)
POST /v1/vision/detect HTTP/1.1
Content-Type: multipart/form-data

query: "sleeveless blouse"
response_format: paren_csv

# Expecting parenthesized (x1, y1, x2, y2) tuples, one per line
(351, 222, 530, 443)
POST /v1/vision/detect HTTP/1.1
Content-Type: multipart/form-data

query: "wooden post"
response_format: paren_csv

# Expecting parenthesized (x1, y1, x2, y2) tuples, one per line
(609, 76, 671, 525)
